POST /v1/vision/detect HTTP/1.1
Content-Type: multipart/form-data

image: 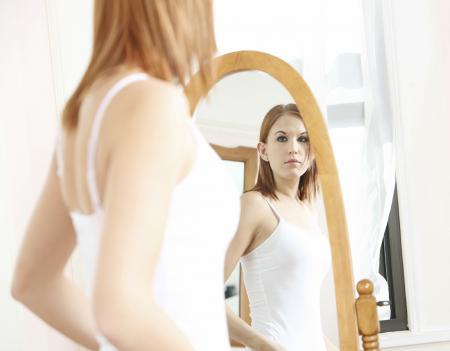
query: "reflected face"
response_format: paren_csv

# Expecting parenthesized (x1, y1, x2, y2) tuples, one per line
(258, 114, 313, 180)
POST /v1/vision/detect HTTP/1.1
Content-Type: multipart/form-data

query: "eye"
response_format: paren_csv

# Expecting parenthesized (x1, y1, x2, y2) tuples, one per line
(298, 136, 309, 143)
(276, 135, 288, 142)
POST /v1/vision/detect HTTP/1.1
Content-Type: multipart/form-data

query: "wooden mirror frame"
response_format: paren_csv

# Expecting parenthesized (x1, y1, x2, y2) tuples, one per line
(185, 50, 379, 351)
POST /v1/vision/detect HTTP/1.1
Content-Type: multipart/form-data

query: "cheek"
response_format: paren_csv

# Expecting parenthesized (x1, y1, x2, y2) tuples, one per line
(302, 144, 314, 159)
(268, 146, 283, 160)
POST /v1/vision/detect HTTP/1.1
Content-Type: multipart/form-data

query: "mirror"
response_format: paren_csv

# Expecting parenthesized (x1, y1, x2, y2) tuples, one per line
(221, 160, 245, 316)
(186, 51, 381, 351)
(192, 67, 340, 350)
(213, 148, 257, 325)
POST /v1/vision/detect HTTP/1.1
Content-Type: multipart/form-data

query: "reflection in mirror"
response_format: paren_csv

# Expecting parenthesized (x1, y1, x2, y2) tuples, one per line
(193, 72, 339, 350)
(211, 144, 258, 337)
(222, 160, 245, 316)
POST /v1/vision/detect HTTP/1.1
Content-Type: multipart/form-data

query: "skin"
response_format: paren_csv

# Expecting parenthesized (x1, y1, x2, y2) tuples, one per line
(224, 114, 338, 351)
(11, 66, 198, 351)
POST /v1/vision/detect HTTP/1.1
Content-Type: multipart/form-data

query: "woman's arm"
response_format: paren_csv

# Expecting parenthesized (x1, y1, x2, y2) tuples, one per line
(224, 193, 285, 351)
(91, 80, 197, 350)
(11, 155, 99, 350)
(226, 305, 283, 351)
(11, 79, 196, 351)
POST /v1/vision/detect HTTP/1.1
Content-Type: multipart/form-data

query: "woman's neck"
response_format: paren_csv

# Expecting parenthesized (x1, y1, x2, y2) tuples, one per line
(274, 178, 300, 201)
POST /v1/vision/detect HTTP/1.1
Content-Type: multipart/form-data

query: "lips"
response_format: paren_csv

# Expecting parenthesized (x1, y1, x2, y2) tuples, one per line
(286, 159, 301, 164)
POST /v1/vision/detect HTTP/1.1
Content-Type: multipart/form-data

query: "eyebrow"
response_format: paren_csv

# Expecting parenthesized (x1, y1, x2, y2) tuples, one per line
(275, 130, 308, 135)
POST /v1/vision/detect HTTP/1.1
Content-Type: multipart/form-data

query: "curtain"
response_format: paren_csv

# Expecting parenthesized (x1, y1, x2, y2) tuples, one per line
(359, 0, 396, 320)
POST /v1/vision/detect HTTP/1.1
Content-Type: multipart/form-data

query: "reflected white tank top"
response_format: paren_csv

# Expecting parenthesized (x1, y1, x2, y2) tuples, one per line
(56, 73, 241, 350)
(240, 196, 331, 351)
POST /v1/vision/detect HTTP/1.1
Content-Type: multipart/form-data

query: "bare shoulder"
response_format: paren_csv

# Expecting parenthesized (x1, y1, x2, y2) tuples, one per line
(238, 191, 277, 255)
(103, 76, 191, 150)
(111, 77, 189, 125)
(225, 191, 269, 262)
(241, 190, 266, 208)
(241, 190, 267, 208)
(102, 76, 194, 182)
(240, 191, 272, 224)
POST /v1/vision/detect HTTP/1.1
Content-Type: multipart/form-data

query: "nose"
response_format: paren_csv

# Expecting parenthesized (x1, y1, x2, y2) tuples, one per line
(288, 138, 300, 155)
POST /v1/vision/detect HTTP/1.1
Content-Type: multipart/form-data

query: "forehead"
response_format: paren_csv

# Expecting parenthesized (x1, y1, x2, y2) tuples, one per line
(269, 114, 306, 134)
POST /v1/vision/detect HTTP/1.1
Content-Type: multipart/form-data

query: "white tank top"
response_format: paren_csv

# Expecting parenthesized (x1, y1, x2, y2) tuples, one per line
(55, 73, 241, 350)
(240, 196, 331, 351)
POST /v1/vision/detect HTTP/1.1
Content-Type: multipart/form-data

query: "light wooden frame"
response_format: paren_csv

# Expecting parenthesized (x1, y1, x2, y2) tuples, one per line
(185, 51, 379, 351)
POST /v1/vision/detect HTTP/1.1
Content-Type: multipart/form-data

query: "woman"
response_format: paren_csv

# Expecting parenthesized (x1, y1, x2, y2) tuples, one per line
(224, 104, 336, 351)
(11, 1, 240, 350)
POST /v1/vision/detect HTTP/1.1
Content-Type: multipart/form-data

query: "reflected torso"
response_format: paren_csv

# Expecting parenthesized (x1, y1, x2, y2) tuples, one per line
(240, 194, 331, 351)
(56, 72, 241, 350)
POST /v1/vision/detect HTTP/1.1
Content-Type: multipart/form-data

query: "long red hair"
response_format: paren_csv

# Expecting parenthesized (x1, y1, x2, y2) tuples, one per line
(62, 0, 216, 130)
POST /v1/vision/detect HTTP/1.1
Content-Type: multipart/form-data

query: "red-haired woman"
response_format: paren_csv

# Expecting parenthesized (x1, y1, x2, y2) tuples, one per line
(11, 1, 240, 350)
(225, 104, 336, 351)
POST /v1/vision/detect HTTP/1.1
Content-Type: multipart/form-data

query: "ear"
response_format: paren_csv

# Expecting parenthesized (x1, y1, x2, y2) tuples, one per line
(257, 142, 269, 162)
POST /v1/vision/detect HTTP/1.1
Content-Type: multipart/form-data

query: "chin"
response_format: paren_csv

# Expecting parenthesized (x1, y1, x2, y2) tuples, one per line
(283, 171, 302, 180)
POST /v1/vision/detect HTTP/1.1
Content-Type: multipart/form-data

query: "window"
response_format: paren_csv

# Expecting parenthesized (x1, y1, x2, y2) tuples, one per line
(379, 185, 408, 332)
(328, 102, 407, 332)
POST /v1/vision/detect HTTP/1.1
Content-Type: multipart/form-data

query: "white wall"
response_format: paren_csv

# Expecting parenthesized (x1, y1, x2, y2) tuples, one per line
(379, 0, 450, 349)
(0, 0, 74, 350)
(0, 1, 92, 350)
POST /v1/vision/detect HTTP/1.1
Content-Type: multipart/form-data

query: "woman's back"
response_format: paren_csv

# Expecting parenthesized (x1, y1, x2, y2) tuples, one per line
(56, 70, 241, 350)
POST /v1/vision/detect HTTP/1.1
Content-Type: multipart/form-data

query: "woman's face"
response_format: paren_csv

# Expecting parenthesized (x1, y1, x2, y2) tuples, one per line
(258, 114, 313, 181)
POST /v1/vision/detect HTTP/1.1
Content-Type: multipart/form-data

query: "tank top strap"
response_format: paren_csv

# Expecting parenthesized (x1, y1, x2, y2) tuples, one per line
(86, 72, 149, 210)
(261, 195, 281, 221)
